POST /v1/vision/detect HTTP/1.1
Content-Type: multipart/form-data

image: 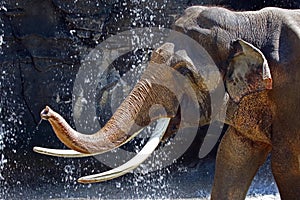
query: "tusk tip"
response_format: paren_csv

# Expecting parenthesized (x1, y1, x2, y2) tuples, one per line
(32, 146, 39, 153)
(33, 146, 45, 154)
(77, 177, 96, 184)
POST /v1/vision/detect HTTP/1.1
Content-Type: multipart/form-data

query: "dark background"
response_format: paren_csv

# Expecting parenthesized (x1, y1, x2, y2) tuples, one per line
(0, 0, 299, 199)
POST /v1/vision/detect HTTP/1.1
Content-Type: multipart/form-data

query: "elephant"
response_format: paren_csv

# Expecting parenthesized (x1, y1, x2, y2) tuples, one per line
(33, 6, 300, 199)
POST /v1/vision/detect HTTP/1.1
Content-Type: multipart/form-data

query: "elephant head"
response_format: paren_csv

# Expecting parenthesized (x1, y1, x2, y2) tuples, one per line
(174, 6, 273, 117)
(37, 42, 211, 155)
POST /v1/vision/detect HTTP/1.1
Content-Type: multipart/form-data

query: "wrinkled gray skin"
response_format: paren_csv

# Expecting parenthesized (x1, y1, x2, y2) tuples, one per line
(40, 6, 300, 199)
(174, 6, 300, 200)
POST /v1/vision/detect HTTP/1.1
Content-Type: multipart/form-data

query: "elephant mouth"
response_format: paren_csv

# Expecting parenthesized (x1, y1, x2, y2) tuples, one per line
(33, 118, 171, 183)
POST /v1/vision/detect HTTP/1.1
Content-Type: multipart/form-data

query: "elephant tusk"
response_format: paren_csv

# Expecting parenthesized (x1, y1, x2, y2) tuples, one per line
(77, 118, 171, 183)
(33, 146, 94, 158)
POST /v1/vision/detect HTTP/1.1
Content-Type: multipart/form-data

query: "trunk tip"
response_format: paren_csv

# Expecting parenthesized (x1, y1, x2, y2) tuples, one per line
(41, 106, 53, 120)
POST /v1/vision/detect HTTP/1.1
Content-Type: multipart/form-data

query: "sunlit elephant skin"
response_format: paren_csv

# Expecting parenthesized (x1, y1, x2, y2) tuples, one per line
(175, 6, 300, 199)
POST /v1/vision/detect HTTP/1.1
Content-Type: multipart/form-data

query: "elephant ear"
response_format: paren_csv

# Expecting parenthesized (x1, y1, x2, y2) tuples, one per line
(225, 39, 272, 103)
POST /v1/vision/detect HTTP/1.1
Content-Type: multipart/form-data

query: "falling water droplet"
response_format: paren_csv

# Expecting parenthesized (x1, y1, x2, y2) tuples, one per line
(35, 119, 43, 131)
(115, 182, 121, 188)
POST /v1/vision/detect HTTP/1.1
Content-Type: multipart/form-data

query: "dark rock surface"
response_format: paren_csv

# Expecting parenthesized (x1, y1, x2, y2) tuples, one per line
(0, 0, 299, 199)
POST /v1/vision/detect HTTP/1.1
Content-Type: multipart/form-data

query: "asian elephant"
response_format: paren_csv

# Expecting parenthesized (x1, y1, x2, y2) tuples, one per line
(34, 6, 300, 200)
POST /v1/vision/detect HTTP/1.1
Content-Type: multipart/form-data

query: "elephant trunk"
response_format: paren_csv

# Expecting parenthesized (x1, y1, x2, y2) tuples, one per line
(41, 77, 178, 154)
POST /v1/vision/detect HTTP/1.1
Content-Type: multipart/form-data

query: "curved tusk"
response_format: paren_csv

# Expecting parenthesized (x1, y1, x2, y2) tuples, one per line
(77, 118, 171, 184)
